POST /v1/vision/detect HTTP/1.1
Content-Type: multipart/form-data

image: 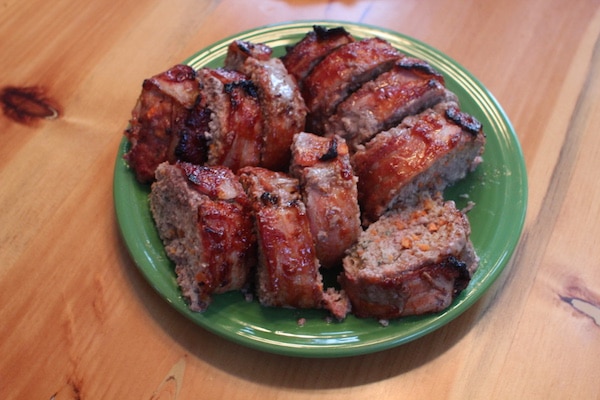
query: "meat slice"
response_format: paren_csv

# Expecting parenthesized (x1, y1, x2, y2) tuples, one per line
(197, 68, 263, 171)
(339, 193, 478, 320)
(352, 102, 486, 225)
(324, 58, 457, 150)
(149, 162, 256, 312)
(302, 37, 404, 134)
(124, 65, 210, 183)
(225, 42, 307, 171)
(281, 25, 355, 88)
(290, 132, 362, 268)
(238, 167, 350, 319)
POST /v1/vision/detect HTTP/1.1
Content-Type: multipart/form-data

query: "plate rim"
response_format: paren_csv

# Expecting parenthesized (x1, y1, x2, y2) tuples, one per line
(113, 20, 528, 358)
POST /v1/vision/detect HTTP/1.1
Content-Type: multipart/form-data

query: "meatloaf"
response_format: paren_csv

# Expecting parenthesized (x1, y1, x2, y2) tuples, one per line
(196, 67, 263, 172)
(290, 132, 362, 268)
(339, 193, 478, 320)
(149, 162, 256, 311)
(281, 25, 355, 89)
(238, 166, 351, 320)
(301, 37, 403, 134)
(124, 65, 211, 183)
(352, 101, 486, 225)
(225, 41, 307, 171)
(323, 57, 457, 151)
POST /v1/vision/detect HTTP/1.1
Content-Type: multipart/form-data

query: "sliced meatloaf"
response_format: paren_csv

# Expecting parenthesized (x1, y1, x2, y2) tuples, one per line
(302, 37, 404, 134)
(124, 65, 210, 183)
(352, 101, 486, 225)
(238, 166, 351, 320)
(281, 25, 355, 89)
(290, 132, 362, 268)
(339, 193, 478, 320)
(149, 162, 256, 312)
(323, 57, 457, 151)
(225, 41, 307, 171)
(196, 67, 263, 171)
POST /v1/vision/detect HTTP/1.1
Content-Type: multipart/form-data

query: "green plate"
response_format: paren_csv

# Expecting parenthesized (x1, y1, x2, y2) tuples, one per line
(113, 21, 527, 358)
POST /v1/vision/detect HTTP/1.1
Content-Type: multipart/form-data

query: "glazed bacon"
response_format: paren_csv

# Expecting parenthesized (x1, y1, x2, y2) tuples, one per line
(125, 65, 210, 183)
(302, 37, 404, 134)
(281, 25, 355, 88)
(290, 132, 362, 268)
(324, 58, 457, 150)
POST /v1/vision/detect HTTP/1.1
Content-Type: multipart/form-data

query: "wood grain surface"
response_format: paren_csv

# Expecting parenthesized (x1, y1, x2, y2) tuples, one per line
(1, 0, 600, 399)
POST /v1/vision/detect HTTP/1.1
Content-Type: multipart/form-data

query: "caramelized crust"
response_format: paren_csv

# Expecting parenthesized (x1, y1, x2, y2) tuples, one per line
(290, 132, 362, 268)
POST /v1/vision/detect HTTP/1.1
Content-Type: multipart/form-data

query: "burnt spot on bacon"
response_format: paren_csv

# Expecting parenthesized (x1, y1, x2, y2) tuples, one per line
(445, 106, 483, 136)
(174, 99, 211, 165)
(224, 79, 259, 100)
(318, 137, 339, 162)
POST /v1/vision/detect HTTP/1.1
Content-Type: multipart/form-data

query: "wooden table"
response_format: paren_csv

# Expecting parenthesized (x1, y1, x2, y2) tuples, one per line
(2, 0, 599, 398)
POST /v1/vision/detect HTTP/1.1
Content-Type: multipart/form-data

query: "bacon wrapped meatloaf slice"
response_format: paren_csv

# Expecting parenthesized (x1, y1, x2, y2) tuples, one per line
(225, 40, 307, 171)
(124, 65, 211, 183)
(352, 101, 486, 226)
(301, 37, 404, 134)
(281, 25, 355, 89)
(238, 166, 351, 320)
(196, 67, 263, 171)
(340, 193, 478, 320)
(290, 132, 362, 269)
(149, 162, 256, 311)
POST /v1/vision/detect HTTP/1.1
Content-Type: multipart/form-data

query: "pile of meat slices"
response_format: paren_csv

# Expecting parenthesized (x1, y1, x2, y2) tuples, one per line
(124, 26, 486, 322)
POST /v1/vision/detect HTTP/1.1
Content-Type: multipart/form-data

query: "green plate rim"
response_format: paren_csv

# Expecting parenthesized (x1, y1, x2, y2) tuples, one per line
(113, 20, 528, 358)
